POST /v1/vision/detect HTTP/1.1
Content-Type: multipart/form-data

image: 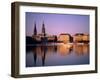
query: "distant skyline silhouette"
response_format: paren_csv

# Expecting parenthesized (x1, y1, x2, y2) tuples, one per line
(26, 12, 89, 36)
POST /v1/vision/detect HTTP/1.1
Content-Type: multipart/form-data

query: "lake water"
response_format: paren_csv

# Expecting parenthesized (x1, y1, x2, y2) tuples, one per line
(26, 43, 89, 67)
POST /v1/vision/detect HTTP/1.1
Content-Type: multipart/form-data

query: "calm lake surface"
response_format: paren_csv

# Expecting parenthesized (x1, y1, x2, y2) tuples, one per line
(26, 43, 89, 67)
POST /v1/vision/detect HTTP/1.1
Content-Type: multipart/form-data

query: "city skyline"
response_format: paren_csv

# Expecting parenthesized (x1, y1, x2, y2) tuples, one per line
(26, 12, 89, 36)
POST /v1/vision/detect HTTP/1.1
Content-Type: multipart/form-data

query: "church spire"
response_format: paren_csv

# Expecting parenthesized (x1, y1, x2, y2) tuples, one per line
(42, 21, 46, 36)
(33, 21, 37, 35)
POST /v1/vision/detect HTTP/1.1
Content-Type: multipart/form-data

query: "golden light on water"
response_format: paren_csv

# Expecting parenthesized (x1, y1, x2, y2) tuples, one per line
(31, 43, 89, 57)
(57, 44, 72, 56)
(73, 44, 89, 56)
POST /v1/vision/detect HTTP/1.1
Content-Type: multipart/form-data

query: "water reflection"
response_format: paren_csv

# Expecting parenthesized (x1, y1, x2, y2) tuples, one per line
(26, 43, 89, 67)
(57, 44, 72, 56)
(73, 44, 89, 56)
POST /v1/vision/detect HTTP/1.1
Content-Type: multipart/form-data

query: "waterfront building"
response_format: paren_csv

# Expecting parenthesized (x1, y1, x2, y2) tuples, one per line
(82, 34, 89, 42)
(58, 33, 71, 43)
(73, 33, 83, 43)
(73, 33, 89, 43)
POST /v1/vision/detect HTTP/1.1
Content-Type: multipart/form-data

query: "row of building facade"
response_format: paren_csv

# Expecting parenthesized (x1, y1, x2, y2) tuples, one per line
(58, 33, 89, 43)
(32, 22, 89, 44)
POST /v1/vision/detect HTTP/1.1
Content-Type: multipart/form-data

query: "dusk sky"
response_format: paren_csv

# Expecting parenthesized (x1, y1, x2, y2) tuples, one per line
(26, 12, 89, 36)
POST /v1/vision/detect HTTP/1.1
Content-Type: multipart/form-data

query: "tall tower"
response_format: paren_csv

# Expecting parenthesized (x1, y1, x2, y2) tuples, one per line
(42, 21, 46, 36)
(33, 22, 37, 35)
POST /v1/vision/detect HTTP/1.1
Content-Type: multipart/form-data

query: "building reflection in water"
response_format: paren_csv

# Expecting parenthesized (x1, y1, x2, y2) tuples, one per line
(57, 44, 73, 56)
(73, 44, 89, 56)
(26, 43, 89, 67)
